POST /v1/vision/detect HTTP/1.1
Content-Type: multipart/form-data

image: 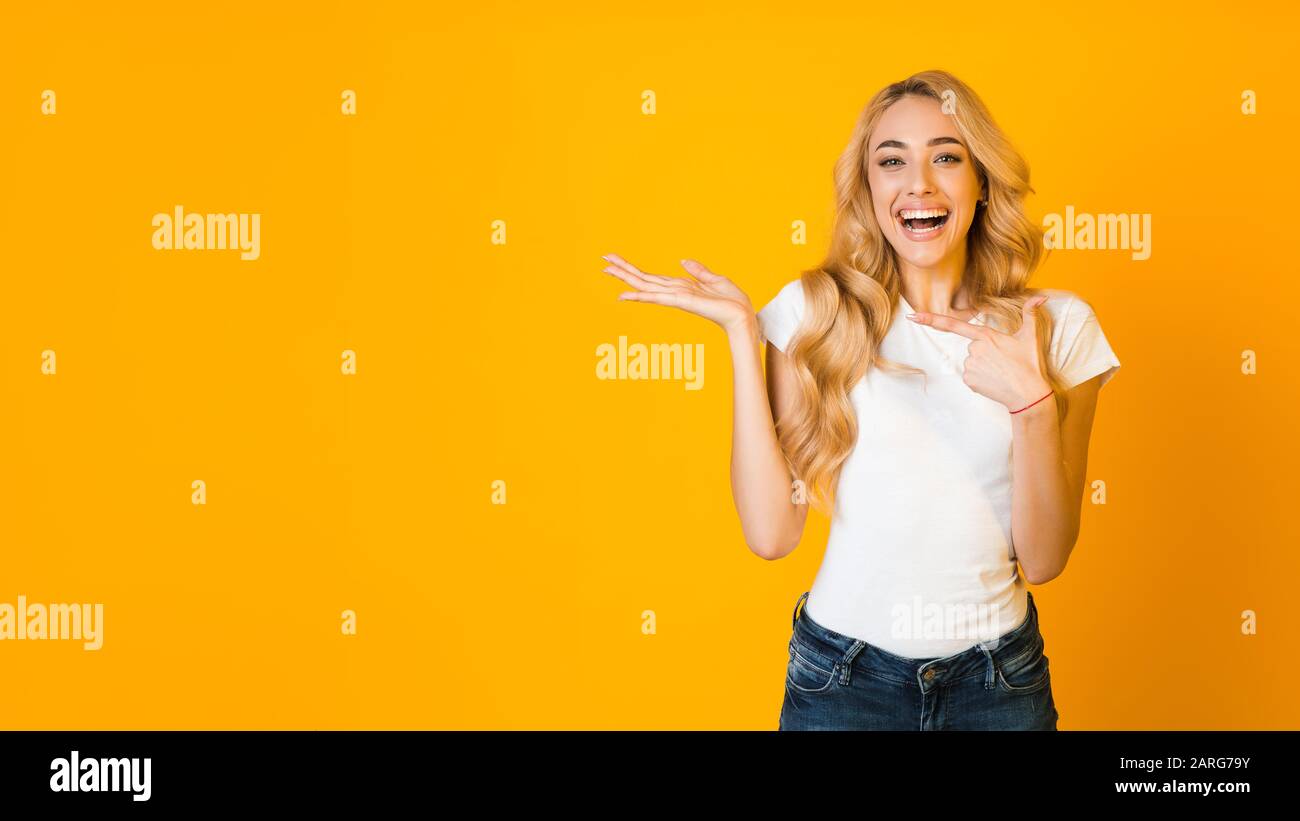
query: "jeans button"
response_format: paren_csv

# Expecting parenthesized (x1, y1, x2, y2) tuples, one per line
(923, 668, 935, 681)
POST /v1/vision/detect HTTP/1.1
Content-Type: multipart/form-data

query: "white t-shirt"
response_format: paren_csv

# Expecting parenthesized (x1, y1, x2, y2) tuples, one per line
(757, 280, 1121, 658)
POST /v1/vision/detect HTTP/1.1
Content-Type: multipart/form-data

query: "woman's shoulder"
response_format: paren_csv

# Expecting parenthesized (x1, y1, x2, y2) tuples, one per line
(755, 278, 807, 353)
(1029, 287, 1121, 388)
(756, 277, 808, 321)
(1030, 287, 1114, 337)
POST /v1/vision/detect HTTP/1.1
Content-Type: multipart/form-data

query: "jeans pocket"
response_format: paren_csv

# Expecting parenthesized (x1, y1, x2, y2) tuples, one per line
(994, 639, 1052, 695)
(786, 635, 838, 694)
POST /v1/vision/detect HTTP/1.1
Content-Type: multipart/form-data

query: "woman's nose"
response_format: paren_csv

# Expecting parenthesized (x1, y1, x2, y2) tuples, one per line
(904, 179, 935, 197)
(907, 166, 936, 197)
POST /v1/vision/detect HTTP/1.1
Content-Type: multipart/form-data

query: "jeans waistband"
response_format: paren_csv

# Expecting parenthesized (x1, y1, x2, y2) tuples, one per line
(788, 589, 1043, 689)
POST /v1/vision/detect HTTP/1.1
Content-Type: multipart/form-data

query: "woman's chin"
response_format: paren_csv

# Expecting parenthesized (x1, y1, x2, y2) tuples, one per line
(891, 244, 958, 269)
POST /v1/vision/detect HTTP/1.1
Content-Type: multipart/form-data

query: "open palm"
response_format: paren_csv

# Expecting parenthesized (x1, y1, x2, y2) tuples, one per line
(602, 253, 754, 333)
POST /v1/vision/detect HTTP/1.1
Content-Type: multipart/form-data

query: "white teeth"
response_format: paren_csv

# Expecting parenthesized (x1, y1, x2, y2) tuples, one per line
(903, 221, 943, 234)
(899, 208, 949, 219)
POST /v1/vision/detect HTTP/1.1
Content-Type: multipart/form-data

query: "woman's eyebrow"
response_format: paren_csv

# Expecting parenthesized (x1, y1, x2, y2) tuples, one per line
(873, 136, 964, 152)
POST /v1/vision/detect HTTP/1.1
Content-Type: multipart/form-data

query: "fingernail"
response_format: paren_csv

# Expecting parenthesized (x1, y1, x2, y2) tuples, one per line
(906, 313, 918, 320)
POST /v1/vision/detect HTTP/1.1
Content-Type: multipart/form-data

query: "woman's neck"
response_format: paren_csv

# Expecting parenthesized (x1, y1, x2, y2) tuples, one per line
(899, 273, 978, 318)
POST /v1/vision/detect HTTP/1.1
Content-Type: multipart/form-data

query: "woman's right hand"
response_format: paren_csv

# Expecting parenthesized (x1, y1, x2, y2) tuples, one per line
(602, 252, 807, 559)
(601, 253, 755, 335)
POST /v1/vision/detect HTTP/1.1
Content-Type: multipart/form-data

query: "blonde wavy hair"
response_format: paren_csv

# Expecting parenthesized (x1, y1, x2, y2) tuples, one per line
(780, 69, 1065, 515)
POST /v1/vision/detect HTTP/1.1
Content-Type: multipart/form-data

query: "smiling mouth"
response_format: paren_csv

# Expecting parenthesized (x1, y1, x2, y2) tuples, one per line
(897, 208, 950, 234)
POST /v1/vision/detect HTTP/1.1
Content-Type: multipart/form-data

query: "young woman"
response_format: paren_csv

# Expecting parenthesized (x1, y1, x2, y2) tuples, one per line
(600, 69, 1120, 730)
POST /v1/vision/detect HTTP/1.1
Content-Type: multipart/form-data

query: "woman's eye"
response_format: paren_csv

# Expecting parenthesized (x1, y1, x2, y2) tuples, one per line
(879, 154, 960, 167)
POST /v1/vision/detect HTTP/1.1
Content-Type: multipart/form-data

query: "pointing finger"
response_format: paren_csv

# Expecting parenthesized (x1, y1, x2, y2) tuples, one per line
(905, 310, 989, 340)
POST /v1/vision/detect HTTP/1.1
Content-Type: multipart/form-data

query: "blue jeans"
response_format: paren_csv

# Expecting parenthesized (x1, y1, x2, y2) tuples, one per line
(779, 589, 1059, 730)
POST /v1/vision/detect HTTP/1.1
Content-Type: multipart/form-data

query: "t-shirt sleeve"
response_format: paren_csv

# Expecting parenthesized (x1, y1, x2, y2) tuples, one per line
(755, 278, 806, 353)
(1051, 294, 1121, 389)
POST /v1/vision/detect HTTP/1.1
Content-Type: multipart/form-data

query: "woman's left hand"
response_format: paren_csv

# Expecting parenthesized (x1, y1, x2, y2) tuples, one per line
(906, 295, 1054, 413)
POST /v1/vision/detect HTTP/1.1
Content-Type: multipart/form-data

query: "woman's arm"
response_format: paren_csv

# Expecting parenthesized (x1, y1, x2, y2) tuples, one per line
(905, 296, 1107, 584)
(600, 254, 807, 560)
(725, 316, 809, 560)
(1009, 375, 1103, 583)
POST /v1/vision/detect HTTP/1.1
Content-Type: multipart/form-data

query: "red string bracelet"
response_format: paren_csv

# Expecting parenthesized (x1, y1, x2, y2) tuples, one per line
(1010, 389, 1053, 414)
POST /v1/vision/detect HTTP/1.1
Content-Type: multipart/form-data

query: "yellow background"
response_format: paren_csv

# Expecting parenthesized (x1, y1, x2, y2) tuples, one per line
(1, 1, 1296, 729)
